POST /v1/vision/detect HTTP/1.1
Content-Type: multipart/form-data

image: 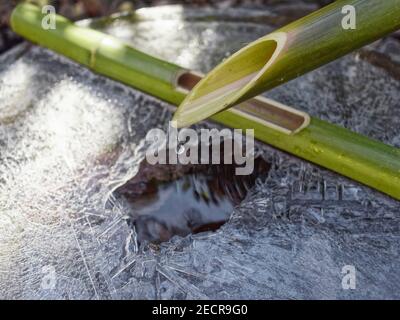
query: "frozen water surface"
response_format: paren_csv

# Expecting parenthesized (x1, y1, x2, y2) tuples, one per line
(1, 5, 400, 299)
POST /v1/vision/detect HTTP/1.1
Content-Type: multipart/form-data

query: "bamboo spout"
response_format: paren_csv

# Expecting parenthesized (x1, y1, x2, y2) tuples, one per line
(173, 0, 400, 127)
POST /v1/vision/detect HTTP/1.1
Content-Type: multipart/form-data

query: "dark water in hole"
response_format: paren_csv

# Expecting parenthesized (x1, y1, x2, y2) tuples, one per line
(116, 156, 270, 244)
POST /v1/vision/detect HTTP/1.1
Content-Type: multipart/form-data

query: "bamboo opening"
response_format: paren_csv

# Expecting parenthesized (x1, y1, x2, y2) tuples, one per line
(176, 71, 202, 91)
(173, 34, 288, 127)
(231, 98, 310, 135)
(186, 39, 279, 104)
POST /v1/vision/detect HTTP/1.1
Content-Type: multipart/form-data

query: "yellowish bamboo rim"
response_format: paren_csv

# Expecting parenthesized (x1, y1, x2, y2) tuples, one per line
(173, 32, 287, 128)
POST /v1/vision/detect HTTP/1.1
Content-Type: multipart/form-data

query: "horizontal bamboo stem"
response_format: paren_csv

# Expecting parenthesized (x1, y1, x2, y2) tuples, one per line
(10, 3, 400, 199)
(11, 3, 185, 105)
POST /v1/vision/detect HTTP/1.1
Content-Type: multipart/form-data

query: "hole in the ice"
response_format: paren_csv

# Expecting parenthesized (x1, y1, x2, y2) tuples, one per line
(115, 140, 270, 245)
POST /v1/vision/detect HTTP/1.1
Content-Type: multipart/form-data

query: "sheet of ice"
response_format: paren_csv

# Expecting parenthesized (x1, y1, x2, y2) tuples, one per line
(1, 5, 400, 299)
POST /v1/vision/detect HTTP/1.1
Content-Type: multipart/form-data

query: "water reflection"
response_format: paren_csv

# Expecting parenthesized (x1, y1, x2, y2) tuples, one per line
(116, 152, 270, 244)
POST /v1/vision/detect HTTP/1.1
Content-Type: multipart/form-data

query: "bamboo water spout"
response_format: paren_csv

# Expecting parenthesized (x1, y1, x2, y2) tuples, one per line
(173, 0, 400, 127)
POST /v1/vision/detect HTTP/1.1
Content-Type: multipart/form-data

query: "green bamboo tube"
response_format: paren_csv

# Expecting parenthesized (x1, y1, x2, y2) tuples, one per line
(10, 3, 400, 200)
(11, 3, 186, 105)
(174, 0, 400, 127)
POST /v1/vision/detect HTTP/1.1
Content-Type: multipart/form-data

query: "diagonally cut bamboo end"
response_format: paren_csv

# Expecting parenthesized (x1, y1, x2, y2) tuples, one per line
(173, 32, 287, 128)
